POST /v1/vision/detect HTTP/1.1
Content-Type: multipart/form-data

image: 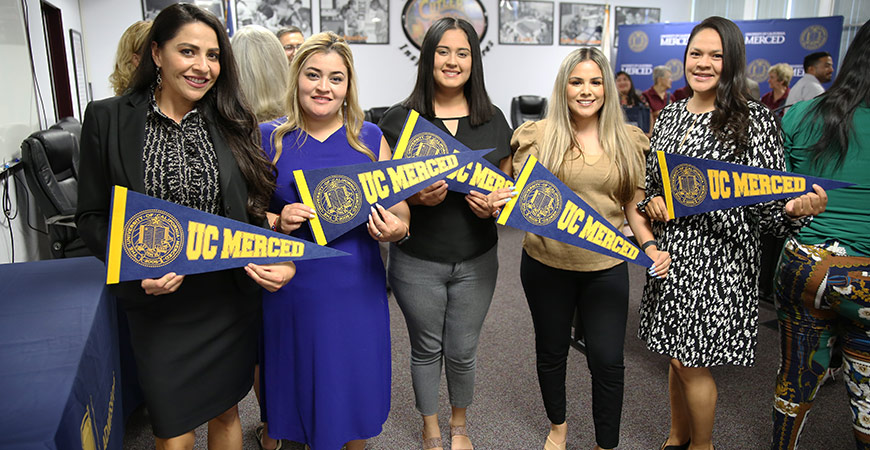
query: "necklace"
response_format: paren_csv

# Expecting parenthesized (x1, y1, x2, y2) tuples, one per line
(678, 114, 701, 151)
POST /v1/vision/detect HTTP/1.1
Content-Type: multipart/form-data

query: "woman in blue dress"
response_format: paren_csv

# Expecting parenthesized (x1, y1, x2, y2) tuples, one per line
(258, 32, 410, 450)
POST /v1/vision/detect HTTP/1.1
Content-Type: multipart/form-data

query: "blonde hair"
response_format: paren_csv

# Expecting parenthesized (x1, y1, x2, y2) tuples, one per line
(110, 21, 152, 96)
(271, 32, 374, 163)
(540, 47, 645, 204)
(231, 25, 290, 122)
(768, 62, 794, 85)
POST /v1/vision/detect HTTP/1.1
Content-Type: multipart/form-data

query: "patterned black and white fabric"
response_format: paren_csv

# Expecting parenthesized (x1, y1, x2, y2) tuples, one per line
(143, 93, 222, 215)
(637, 99, 805, 367)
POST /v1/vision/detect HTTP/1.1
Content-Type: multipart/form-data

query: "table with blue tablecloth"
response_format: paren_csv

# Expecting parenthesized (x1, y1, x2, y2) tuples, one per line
(0, 257, 139, 450)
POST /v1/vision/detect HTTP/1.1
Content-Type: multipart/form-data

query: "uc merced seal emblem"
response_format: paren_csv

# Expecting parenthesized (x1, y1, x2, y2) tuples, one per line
(314, 175, 362, 224)
(747, 59, 771, 83)
(628, 30, 649, 53)
(800, 25, 827, 50)
(670, 164, 707, 207)
(123, 209, 184, 268)
(519, 180, 562, 226)
(407, 132, 449, 157)
(666, 59, 683, 81)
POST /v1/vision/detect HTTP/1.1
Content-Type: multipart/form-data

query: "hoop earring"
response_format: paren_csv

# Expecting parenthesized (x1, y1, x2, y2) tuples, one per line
(156, 66, 162, 90)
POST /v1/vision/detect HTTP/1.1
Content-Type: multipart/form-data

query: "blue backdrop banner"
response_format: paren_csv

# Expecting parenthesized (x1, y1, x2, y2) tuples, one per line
(497, 155, 654, 267)
(294, 150, 488, 245)
(393, 110, 514, 194)
(656, 151, 854, 219)
(106, 187, 347, 284)
(616, 16, 843, 94)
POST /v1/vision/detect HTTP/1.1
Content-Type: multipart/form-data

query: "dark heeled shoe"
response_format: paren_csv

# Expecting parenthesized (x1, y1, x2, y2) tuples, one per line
(659, 438, 690, 450)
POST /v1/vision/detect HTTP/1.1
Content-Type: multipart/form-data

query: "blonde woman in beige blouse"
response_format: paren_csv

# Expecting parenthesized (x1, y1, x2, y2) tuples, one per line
(510, 47, 670, 450)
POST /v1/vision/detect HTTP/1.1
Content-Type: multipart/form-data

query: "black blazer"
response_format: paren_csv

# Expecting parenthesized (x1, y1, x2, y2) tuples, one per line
(76, 90, 258, 303)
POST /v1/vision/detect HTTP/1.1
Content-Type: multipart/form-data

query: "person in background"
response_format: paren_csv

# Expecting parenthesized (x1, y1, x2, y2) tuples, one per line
(512, 47, 669, 450)
(761, 63, 793, 116)
(671, 84, 692, 102)
(229, 23, 291, 450)
(260, 31, 409, 450)
(771, 19, 870, 450)
(109, 20, 151, 96)
(276, 26, 304, 62)
(784, 51, 834, 111)
(76, 4, 295, 449)
(642, 65, 672, 132)
(231, 25, 290, 123)
(745, 77, 761, 102)
(615, 70, 645, 107)
(637, 16, 827, 450)
(378, 17, 513, 450)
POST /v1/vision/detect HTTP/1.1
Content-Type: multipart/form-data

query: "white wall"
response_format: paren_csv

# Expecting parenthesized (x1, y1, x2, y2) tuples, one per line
(81, 0, 692, 115)
(26, 0, 86, 124)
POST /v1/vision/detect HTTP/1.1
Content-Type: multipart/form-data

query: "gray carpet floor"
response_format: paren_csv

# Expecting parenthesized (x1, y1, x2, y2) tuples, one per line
(123, 226, 855, 449)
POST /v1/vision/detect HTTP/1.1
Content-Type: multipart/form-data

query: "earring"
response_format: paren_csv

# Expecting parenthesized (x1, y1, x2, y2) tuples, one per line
(156, 66, 162, 90)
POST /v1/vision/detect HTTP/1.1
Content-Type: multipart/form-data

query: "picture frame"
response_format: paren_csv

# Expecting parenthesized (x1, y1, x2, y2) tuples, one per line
(498, 0, 554, 45)
(320, 0, 389, 44)
(401, 0, 488, 50)
(142, 0, 225, 21)
(69, 29, 90, 118)
(559, 2, 606, 46)
(613, 6, 659, 46)
(234, 0, 312, 36)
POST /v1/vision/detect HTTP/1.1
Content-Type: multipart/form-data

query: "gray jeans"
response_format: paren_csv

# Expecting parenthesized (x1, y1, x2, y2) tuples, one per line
(388, 244, 498, 416)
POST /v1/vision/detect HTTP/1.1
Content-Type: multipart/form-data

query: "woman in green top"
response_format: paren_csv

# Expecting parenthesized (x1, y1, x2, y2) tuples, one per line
(771, 19, 870, 450)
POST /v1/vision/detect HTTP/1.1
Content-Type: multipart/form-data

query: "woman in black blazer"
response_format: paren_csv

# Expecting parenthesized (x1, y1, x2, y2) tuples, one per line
(75, 4, 293, 449)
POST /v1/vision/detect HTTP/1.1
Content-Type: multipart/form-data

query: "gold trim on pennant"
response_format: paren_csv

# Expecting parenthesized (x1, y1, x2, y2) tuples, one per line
(106, 186, 128, 284)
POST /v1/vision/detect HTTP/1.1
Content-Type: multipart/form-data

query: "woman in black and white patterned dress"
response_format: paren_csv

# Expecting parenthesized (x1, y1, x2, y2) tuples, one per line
(636, 17, 828, 450)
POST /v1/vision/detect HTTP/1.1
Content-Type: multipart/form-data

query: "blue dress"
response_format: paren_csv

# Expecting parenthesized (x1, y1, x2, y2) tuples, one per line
(260, 120, 391, 449)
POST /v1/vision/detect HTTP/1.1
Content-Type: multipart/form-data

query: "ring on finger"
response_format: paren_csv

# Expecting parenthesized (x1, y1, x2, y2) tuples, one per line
(375, 231, 383, 238)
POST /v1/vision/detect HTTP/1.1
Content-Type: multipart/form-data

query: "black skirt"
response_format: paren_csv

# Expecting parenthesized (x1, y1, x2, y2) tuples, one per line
(121, 269, 260, 438)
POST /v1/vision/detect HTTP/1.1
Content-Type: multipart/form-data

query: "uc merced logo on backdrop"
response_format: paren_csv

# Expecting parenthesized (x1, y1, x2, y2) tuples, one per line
(801, 25, 827, 50)
(747, 59, 771, 83)
(406, 132, 449, 157)
(671, 163, 707, 207)
(123, 209, 184, 268)
(519, 180, 562, 226)
(314, 175, 362, 224)
(666, 59, 683, 81)
(628, 30, 649, 52)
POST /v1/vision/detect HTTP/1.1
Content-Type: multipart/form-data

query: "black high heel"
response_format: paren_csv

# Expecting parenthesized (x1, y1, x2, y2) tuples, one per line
(659, 439, 690, 450)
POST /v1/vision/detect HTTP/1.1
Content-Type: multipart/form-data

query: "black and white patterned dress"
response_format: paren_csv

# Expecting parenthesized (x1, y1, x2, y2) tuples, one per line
(637, 99, 805, 367)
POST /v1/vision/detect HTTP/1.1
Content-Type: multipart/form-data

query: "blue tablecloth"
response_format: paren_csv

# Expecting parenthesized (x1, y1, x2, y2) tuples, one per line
(0, 257, 130, 450)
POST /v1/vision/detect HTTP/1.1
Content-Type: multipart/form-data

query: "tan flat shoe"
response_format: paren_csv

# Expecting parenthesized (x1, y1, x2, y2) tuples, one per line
(544, 435, 567, 450)
(450, 425, 473, 450)
(422, 432, 443, 450)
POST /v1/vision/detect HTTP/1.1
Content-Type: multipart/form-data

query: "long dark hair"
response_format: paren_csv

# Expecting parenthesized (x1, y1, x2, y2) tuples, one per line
(805, 20, 870, 169)
(615, 71, 644, 107)
(130, 3, 275, 220)
(686, 17, 751, 153)
(402, 17, 494, 126)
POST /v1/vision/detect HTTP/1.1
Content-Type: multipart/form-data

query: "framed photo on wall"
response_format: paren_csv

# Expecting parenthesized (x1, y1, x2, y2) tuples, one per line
(613, 6, 660, 46)
(69, 29, 90, 117)
(320, 0, 389, 44)
(234, 0, 312, 35)
(142, 0, 225, 21)
(499, 0, 554, 45)
(559, 2, 606, 46)
(401, 0, 488, 50)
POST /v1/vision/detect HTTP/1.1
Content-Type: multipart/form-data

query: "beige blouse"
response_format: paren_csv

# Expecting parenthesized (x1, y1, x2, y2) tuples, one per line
(510, 119, 650, 272)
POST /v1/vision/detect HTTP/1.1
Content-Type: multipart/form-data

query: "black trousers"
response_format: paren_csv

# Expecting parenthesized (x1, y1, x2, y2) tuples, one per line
(521, 251, 628, 449)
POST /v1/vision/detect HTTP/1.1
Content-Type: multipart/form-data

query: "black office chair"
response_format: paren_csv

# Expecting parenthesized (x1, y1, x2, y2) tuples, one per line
(20, 121, 90, 258)
(365, 106, 389, 125)
(510, 95, 548, 129)
(622, 104, 651, 134)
